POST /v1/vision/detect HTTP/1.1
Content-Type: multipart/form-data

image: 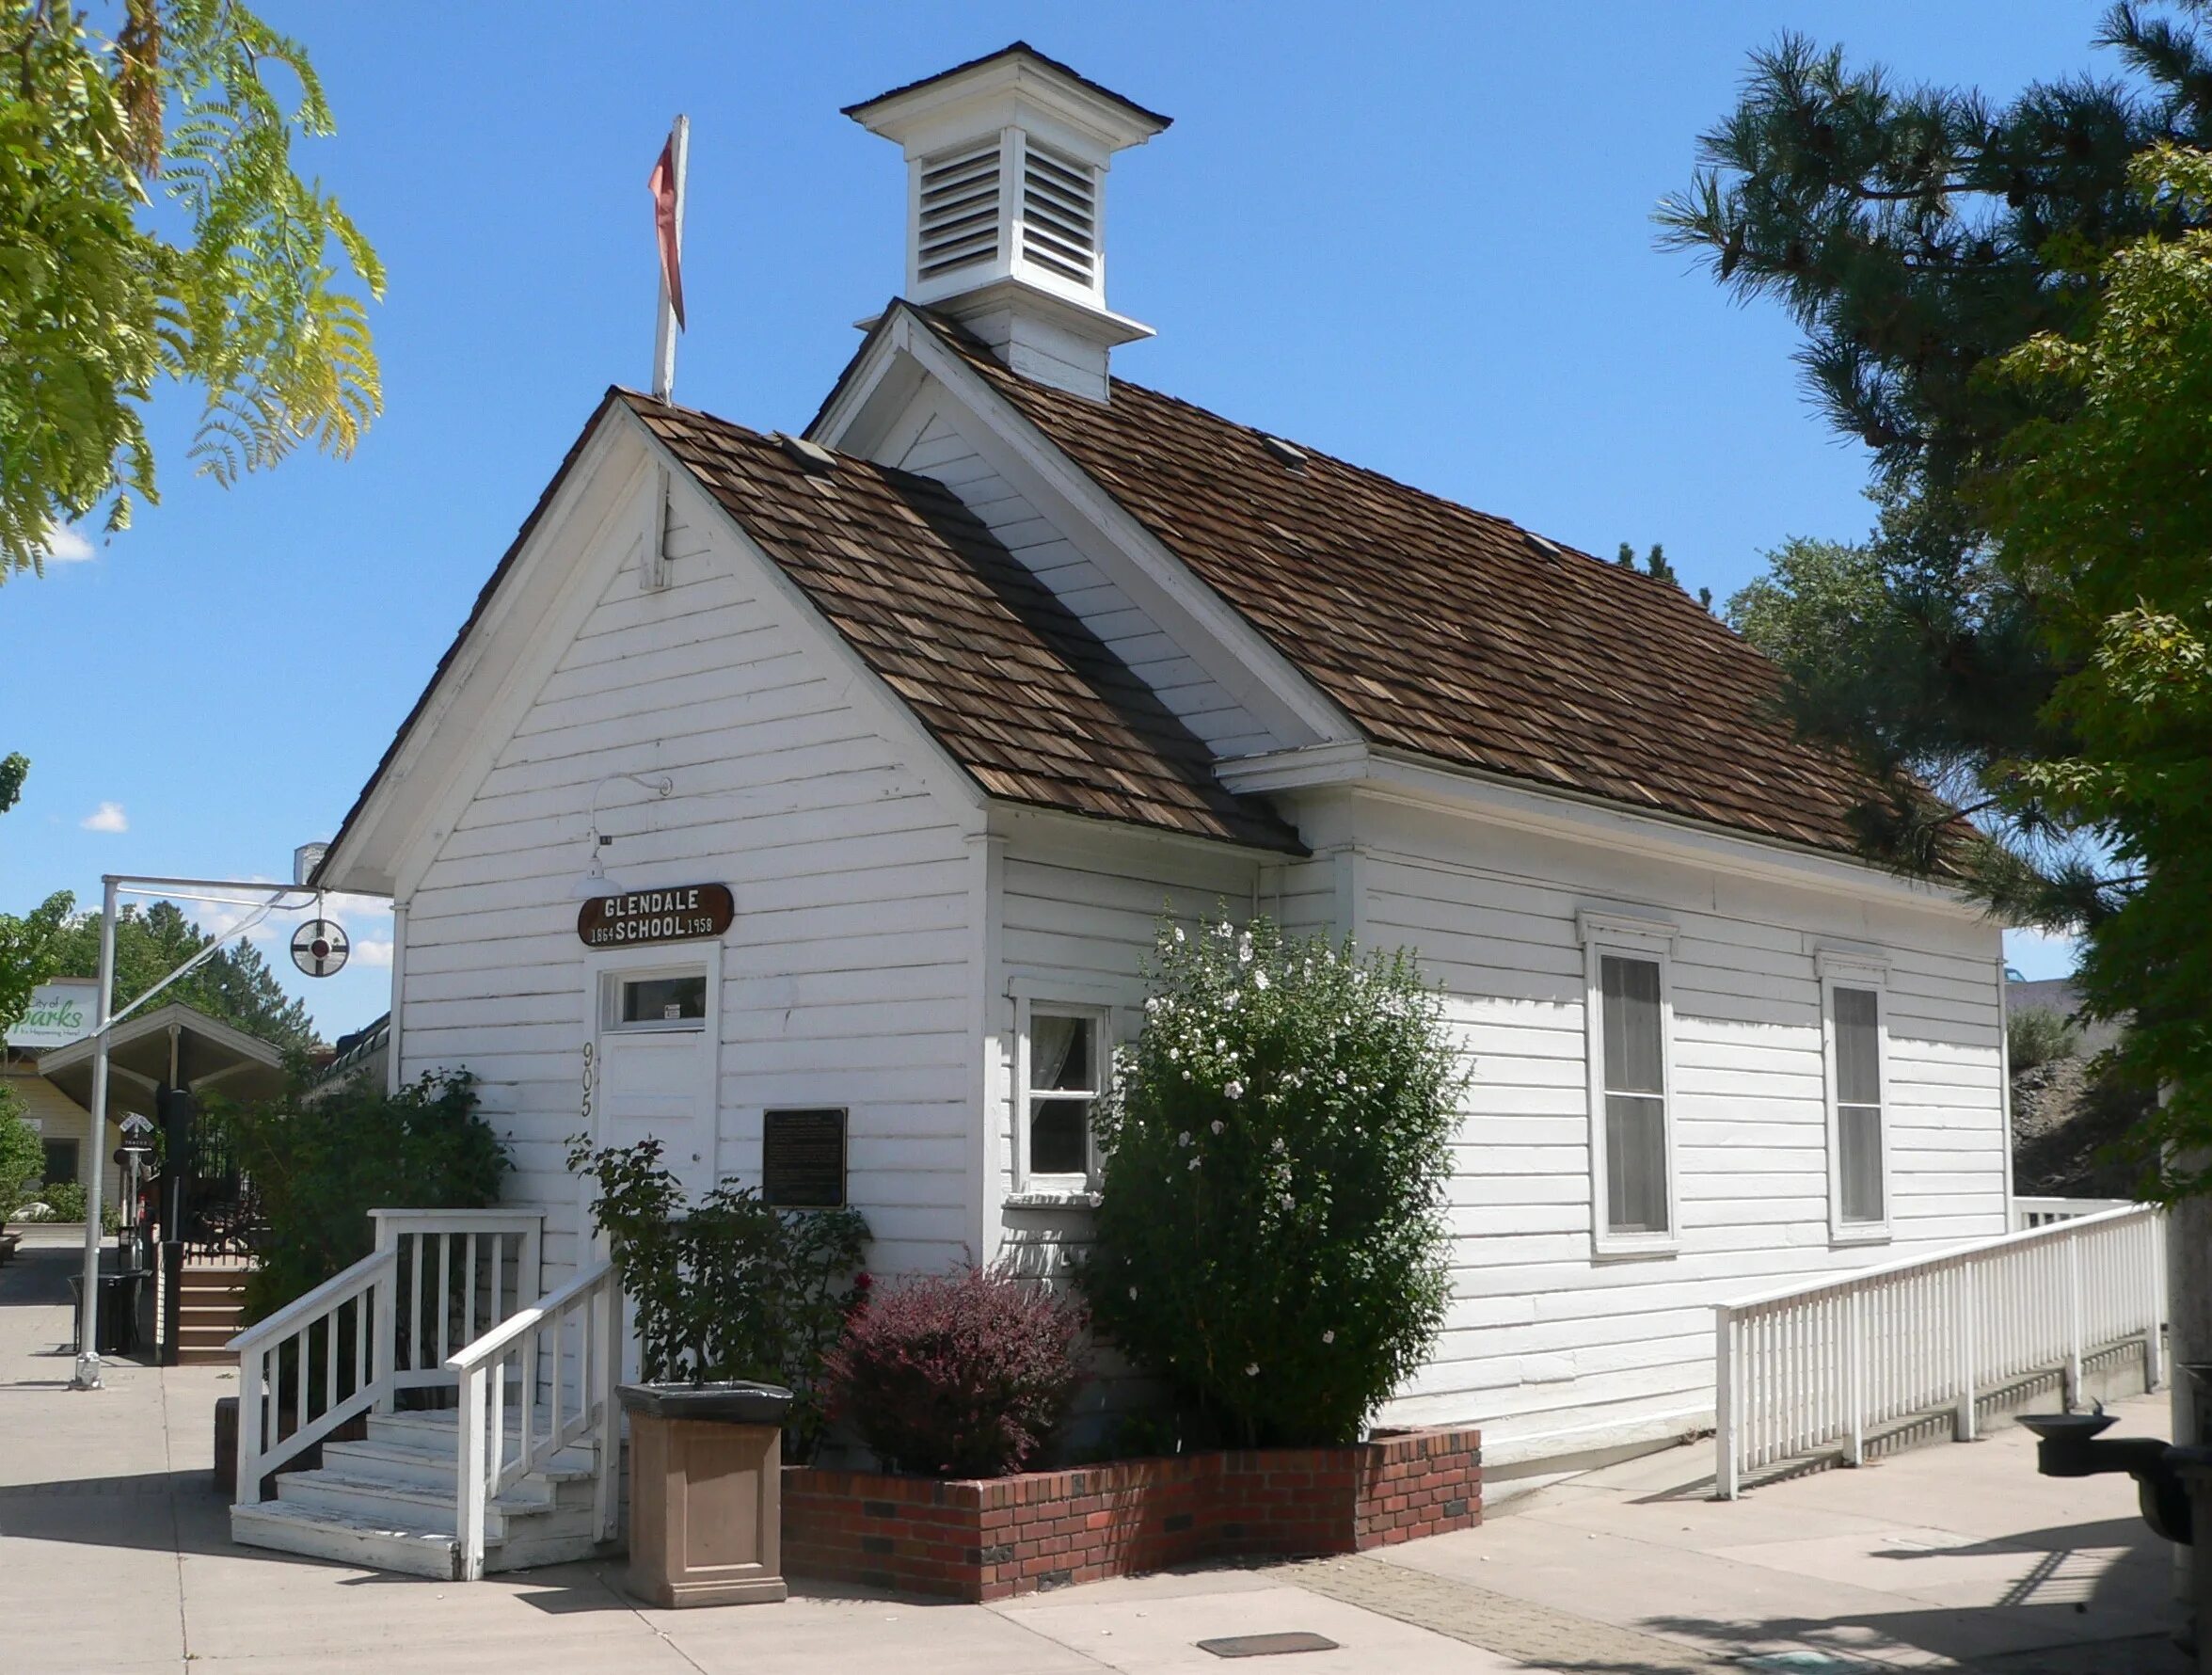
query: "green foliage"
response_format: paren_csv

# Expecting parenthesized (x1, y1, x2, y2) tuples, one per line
(0, 0, 383, 580)
(0, 889, 74, 1040)
(44, 900, 317, 1052)
(1978, 143, 2212, 1194)
(0, 753, 25, 813)
(2008, 1006, 2083, 1075)
(223, 1070, 507, 1324)
(1660, 8, 2212, 914)
(567, 1136, 869, 1456)
(36, 1178, 87, 1220)
(1078, 917, 1463, 1447)
(0, 1089, 43, 1218)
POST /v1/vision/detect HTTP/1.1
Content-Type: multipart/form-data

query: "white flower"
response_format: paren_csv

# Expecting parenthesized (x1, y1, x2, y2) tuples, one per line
(1245, 1364, 1259, 1377)
(1211, 1120, 1225, 1135)
(1187, 1157, 1202, 1171)
(1224, 1079, 1245, 1100)
(1254, 969, 1269, 991)
(1178, 1130, 1192, 1147)
(1129, 1286, 1139, 1300)
(1271, 1136, 1286, 1154)
(1279, 1193, 1295, 1209)
(1322, 1330, 1335, 1345)
(1168, 1047, 1180, 1062)
(1218, 920, 1234, 939)
(1145, 997, 1161, 1014)
(1173, 926, 1186, 944)
(1237, 933, 1253, 965)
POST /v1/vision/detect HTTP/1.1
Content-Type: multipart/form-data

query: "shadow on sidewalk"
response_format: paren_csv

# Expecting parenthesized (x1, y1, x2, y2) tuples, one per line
(1635, 1511, 2181, 1672)
(0, 1467, 239, 1557)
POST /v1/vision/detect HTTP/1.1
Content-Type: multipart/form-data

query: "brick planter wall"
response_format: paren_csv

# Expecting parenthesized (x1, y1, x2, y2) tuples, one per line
(783, 1426, 1478, 1603)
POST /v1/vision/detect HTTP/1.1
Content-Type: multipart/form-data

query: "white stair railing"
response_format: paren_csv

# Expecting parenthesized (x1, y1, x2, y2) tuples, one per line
(229, 1208, 545, 1508)
(445, 1257, 621, 1581)
(231, 1251, 396, 1504)
(1714, 1204, 2166, 1499)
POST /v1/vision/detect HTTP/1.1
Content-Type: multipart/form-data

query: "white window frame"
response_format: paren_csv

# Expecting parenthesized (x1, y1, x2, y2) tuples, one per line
(598, 959, 714, 1035)
(1817, 949, 1893, 1245)
(1012, 996, 1112, 1196)
(1578, 910, 1681, 1260)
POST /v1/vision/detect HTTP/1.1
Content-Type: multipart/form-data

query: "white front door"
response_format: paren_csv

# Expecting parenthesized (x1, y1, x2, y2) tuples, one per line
(593, 962, 718, 1204)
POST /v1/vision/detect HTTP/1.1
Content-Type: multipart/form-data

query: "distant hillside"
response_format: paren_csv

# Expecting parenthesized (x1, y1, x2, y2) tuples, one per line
(2007, 981, 2148, 1197)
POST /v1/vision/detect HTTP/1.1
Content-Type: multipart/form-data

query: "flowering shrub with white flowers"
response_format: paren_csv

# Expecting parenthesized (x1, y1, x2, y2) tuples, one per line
(1077, 916, 1461, 1446)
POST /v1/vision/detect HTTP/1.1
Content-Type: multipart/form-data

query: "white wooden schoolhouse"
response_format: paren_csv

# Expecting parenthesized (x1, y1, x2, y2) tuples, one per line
(270, 49, 2039, 1571)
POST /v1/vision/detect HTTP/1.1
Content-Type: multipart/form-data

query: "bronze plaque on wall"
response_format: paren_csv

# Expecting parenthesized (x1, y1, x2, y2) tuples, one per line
(576, 884, 734, 949)
(762, 1109, 847, 1208)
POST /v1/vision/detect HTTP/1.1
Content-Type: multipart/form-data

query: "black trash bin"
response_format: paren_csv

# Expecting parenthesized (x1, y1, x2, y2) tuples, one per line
(68, 1271, 146, 1356)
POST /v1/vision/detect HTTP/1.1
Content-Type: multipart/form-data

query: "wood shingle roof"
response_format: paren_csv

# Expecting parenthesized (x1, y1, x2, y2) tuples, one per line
(620, 391, 1300, 853)
(910, 307, 1892, 860)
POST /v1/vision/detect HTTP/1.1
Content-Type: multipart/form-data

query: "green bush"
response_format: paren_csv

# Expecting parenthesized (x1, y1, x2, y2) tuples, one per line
(2010, 1006, 2082, 1075)
(568, 1135, 869, 1457)
(222, 1069, 508, 1326)
(38, 1178, 88, 1221)
(1079, 917, 1463, 1447)
(0, 1092, 41, 1218)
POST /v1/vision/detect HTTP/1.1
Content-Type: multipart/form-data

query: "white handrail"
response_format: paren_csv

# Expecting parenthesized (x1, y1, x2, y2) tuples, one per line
(2013, 1195, 2135, 1231)
(446, 1258, 613, 1374)
(230, 1250, 396, 1504)
(228, 1207, 547, 1510)
(1714, 1204, 2165, 1499)
(229, 1249, 395, 1359)
(445, 1257, 621, 1581)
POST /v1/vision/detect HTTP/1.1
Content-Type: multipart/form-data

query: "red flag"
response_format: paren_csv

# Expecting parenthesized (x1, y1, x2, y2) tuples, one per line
(649, 135, 685, 331)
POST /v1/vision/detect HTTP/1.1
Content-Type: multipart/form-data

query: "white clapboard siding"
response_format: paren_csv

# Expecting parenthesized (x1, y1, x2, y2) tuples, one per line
(1343, 798, 2008, 1459)
(987, 822, 1262, 1271)
(397, 506, 979, 1284)
(895, 410, 1280, 759)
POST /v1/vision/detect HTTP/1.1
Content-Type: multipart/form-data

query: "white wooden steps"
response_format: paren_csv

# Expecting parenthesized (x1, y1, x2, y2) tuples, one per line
(229, 1408, 607, 1580)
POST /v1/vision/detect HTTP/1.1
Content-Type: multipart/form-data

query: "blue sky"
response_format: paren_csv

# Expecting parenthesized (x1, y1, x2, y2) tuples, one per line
(2, 2, 2109, 1038)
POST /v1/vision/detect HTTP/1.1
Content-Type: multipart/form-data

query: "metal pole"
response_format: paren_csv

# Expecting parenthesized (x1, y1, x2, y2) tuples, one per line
(72, 879, 119, 1389)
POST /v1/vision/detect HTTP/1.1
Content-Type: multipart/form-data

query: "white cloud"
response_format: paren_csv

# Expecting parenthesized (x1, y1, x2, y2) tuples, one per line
(39, 524, 94, 564)
(80, 801, 128, 833)
(174, 877, 393, 957)
(354, 939, 394, 969)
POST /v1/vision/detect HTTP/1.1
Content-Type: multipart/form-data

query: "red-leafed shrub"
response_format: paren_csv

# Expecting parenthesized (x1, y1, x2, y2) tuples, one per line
(825, 1266, 1088, 1477)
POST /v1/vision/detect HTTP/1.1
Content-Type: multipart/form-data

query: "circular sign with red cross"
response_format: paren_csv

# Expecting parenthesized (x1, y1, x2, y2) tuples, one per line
(291, 918, 350, 979)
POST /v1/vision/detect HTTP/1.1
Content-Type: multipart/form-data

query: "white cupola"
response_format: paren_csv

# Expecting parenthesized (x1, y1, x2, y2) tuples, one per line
(844, 43, 1170, 400)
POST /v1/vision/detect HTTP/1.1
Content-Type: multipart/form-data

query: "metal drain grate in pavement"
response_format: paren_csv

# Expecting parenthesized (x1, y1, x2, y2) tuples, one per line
(1196, 1632, 1342, 1658)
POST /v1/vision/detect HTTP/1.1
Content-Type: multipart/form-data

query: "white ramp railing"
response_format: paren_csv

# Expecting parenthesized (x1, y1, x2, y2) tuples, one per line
(1714, 1204, 2165, 1498)
(2012, 1195, 2135, 1231)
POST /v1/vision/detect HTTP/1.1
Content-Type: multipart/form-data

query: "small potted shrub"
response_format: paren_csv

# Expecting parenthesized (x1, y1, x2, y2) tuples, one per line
(825, 1265, 1087, 1477)
(569, 1136, 867, 1606)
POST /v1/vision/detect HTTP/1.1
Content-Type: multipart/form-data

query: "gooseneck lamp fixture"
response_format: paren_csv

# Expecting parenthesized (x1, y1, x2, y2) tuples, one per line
(573, 772, 676, 900)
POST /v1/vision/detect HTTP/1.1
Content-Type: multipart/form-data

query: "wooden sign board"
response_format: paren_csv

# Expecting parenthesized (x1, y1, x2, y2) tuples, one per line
(762, 1109, 846, 1208)
(577, 884, 734, 949)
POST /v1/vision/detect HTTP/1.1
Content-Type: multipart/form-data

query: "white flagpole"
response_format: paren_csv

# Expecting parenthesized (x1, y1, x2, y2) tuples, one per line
(652, 114, 690, 404)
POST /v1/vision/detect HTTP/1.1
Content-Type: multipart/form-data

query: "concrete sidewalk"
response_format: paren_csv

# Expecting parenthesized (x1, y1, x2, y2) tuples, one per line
(0, 1226, 2184, 1673)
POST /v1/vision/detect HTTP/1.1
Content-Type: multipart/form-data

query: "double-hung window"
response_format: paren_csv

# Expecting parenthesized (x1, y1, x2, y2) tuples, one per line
(1017, 1002, 1107, 1190)
(1820, 953, 1890, 1240)
(1579, 912, 1679, 1256)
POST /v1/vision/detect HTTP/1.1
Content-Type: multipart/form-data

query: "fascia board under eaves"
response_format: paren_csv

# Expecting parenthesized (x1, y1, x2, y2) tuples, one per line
(1239, 742, 1985, 919)
(832, 303, 1362, 755)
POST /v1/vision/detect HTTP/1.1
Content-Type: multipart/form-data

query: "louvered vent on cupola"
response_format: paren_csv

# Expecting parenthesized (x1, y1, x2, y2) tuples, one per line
(916, 140, 1003, 281)
(1018, 141, 1097, 287)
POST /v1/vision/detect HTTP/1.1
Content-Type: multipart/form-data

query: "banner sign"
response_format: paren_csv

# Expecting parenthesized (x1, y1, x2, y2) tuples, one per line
(576, 884, 733, 949)
(6, 980, 97, 1052)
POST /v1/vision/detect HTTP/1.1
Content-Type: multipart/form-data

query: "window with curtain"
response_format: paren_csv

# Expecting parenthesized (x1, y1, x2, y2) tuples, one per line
(1025, 1009, 1101, 1180)
(1834, 986, 1884, 1224)
(1599, 954, 1669, 1236)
